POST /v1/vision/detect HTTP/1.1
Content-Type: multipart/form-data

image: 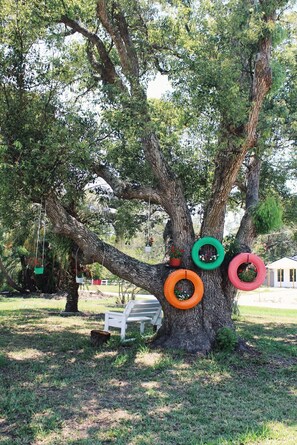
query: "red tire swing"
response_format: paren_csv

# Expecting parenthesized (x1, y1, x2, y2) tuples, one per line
(228, 253, 266, 291)
(164, 269, 204, 310)
(191, 236, 225, 270)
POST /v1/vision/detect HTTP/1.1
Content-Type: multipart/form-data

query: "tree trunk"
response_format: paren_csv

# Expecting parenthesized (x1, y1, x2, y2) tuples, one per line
(154, 269, 233, 353)
(64, 280, 79, 313)
(62, 243, 80, 313)
(45, 194, 234, 352)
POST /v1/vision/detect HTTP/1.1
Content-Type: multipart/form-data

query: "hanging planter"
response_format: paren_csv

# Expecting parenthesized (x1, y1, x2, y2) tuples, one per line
(164, 269, 204, 310)
(168, 245, 184, 267)
(169, 258, 181, 267)
(144, 236, 154, 253)
(76, 276, 84, 284)
(191, 237, 225, 270)
(34, 266, 44, 275)
(228, 253, 266, 291)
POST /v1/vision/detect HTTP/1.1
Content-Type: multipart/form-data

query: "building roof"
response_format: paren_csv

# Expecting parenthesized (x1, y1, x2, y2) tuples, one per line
(267, 257, 297, 269)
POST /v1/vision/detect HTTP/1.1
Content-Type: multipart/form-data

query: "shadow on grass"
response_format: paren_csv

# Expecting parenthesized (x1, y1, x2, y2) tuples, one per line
(236, 320, 297, 359)
(0, 309, 296, 445)
(0, 307, 105, 325)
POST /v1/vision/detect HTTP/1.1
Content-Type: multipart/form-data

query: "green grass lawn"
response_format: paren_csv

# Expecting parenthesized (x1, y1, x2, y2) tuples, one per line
(0, 296, 296, 445)
(85, 284, 120, 293)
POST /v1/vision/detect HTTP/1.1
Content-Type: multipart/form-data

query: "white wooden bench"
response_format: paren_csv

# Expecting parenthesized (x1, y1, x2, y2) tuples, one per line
(104, 299, 162, 340)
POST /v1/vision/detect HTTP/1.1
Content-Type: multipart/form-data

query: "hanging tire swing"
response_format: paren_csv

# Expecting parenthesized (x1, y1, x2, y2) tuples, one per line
(228, 253, 266, 291)
(164, 269, 204, 310)
(191, 236, 225, 270)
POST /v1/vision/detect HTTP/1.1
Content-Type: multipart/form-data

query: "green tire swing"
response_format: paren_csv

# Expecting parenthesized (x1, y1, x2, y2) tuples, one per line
(191, 236, 225, 270)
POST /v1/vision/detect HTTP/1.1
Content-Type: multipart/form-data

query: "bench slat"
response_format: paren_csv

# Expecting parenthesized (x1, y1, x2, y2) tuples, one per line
(130, 308, 160, 314)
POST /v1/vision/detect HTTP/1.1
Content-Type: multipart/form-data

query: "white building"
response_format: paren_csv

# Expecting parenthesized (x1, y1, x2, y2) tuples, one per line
(266, 257, 297, 288)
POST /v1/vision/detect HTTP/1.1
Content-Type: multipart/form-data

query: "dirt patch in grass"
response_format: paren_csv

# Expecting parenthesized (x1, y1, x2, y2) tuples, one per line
(135, 352, 162, 367)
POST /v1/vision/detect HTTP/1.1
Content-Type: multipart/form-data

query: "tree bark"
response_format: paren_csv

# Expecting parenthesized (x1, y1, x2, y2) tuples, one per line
(201, 26, 273, 239)
(236, 155, 261, 246)
(154, 268, 234, 352)
(62, 243, 80, 313)
(63, 280, 79, 313)
(90, 330, 111, 347)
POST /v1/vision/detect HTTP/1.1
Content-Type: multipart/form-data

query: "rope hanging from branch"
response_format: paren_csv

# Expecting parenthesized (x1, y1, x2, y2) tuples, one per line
(34, 203, 46, 275)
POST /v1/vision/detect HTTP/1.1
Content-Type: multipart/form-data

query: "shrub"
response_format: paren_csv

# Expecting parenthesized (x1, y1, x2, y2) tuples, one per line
(215, 327, 238, 352)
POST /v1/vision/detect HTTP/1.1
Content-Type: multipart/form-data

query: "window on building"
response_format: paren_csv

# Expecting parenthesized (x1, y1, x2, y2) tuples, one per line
(277, 269, 284, 282)
(289, 269, 296, 282)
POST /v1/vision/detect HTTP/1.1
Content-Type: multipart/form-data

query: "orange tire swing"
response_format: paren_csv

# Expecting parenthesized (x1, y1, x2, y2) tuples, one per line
(228, 253, 266, 291)
(164, 269, 204, 310)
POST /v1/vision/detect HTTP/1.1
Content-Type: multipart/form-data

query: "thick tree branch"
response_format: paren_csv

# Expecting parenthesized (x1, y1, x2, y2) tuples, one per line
(0, 256, 27, 293)
(93, 163, 162, 204)
(201, 16, 274, 239)
(96, 0, 139, 79)
(45, 194, 164, 296)
(60, 14, 125, 90)
(140, 132, 195, 251)
(236, 154, 261, 246)
(141, 132, 175, 191)
(65, 3, 195, 253)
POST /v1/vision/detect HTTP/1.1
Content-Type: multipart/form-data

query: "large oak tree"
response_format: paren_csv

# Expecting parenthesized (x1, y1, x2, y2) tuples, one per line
(0, 0, 295, 352)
